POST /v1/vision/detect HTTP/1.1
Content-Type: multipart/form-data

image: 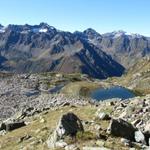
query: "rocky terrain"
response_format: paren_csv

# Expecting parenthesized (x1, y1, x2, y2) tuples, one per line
(0, 72, 149, 150)
(0, 72, 91, 121)
(0, 92, 150, 150)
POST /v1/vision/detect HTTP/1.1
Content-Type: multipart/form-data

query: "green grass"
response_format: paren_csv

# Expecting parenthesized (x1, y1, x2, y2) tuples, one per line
(0, 105, 97, 150)
(76, 131, 96, 141)
(61, 81, 100, 96)
(131, 89, 145, 96)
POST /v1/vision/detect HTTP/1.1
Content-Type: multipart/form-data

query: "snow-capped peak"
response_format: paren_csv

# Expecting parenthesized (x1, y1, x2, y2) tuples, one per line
(112, 30, 126, 38)
(31, 23, 55, 33)
(129, 33, 143, 38)
(103, 30, 144, 39)
(32, 28, 48, 33)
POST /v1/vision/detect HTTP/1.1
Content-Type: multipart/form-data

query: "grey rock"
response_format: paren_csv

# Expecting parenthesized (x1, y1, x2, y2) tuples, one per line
(107, 118, 137, 141)
(47, 112, 83, 148)
(56, 112, 84, 138)
(65, 144, 80, 150)
(120, 138, 130, 146)
(97, 112, 111, 120)
(145, 123, 150, 133)
(55, 140, 67, 148)
(134, 130, 146, 144)
(0, 130, 6, 136)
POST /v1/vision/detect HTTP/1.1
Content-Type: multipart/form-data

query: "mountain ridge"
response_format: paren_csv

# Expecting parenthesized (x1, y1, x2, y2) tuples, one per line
(0, 23, 150, 78)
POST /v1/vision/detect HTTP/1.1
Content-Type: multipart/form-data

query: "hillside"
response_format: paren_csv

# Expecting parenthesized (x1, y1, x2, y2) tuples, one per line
(109, 58, 150, 94)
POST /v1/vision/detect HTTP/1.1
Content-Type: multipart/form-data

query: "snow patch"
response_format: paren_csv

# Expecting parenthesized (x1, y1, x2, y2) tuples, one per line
(39, 28, 48, 33)
(31, 28, 48, 33)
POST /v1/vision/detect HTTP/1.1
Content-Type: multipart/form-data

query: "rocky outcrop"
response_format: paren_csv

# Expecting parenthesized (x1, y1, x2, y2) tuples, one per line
(107, 118, 137, 141)
(47, 113, 84, 149)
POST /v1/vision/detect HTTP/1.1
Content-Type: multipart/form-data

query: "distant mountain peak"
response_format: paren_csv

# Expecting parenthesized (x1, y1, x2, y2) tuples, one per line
(0, 24, 6, 33)
(39, 22, 50, 27)
(113, 30, 126, 34)
(102, 30, 127, 38)
(84, 28, 97, 32)
(129, 33, 144, 38)
(103, 30, 145, 39)
(83, 28, 102, 41)
(84, 28, 100, 35)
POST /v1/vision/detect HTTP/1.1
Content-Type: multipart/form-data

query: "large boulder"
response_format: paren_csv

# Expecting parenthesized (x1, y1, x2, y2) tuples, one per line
(107, 118, 137, 141)
(47, 112, 84, 148)
(56, 112, 84, 138)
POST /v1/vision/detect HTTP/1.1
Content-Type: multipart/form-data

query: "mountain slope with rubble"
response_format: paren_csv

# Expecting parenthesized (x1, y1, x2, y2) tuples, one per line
(0, 94, 149, 150)
(0, 72, 149, 150)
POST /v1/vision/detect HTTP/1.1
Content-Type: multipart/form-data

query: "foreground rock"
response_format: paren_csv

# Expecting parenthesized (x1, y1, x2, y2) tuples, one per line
(107, 118, 137, 141)
(107, 118, 150, 147)
(47, 112, 84, 148)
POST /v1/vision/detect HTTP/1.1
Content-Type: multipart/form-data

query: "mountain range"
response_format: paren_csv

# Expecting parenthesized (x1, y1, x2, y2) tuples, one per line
(0, 23, 150, 78)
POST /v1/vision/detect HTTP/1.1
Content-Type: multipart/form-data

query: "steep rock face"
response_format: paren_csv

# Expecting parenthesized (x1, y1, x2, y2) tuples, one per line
(83, 30, 150, 68)
(0, 23, 125, 79)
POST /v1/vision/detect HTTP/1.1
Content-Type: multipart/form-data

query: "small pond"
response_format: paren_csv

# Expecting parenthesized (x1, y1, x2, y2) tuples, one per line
(90, 86, 135, 101)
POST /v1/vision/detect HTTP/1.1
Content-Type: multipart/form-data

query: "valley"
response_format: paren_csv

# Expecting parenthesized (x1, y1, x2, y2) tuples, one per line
(0, 23, 150, 150)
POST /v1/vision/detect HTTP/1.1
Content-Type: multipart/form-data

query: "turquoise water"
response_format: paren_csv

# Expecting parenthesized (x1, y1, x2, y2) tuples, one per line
(90, 86, 135, 101)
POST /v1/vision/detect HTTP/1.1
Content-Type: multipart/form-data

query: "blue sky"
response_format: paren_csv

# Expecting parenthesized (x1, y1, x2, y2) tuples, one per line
(0, 0, 150, 36)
